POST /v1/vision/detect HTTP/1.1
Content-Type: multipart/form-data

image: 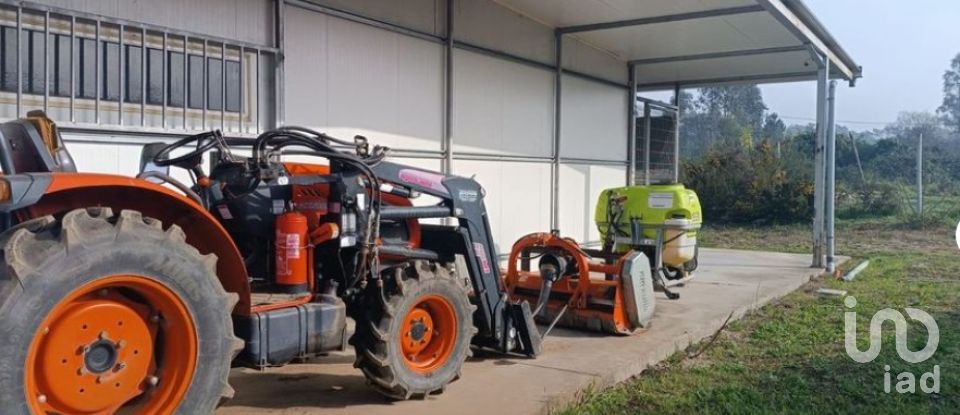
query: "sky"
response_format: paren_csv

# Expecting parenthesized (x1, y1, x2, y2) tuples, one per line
(761, 0, 960, 131)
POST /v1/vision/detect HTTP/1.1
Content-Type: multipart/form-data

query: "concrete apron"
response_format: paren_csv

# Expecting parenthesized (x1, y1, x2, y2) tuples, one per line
(218, 248, 846, 415)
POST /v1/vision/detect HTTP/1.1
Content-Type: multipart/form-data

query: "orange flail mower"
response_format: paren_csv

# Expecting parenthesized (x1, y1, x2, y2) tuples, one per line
(503, 232, 656, 335)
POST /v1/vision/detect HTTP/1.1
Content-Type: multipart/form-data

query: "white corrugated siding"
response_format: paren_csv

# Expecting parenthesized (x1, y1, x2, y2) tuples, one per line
(284, 6, 444, 152)
(451, 49, 553, 158)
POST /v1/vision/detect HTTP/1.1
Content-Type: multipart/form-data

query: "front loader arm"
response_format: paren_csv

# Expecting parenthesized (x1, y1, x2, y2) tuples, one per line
(370, 161, 540, 355)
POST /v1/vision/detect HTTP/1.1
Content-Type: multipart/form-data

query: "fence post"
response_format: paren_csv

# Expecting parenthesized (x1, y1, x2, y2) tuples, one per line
(825, 81, 837, 274)
(917, 132, 923, 221)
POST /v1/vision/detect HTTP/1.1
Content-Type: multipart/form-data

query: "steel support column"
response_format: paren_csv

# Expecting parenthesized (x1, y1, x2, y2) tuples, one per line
(275, 0, 285, 128)
(550, 31, 563, 231)
(626, 63, 637, 185)
(812, 52, 829, 268)
(825, 80, 837, 273)
(643, 104, 651, 185)
(673, 84, 681, 183)
(442, 0, 453, 176)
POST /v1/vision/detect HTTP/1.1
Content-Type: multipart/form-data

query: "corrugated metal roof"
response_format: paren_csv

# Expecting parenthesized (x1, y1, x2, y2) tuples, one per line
(492, 0, 861, 89)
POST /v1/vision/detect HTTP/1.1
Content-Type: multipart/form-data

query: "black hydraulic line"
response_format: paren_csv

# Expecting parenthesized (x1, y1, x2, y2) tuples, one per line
(379, 205, 451, 220)
(377, 245, 439, 261)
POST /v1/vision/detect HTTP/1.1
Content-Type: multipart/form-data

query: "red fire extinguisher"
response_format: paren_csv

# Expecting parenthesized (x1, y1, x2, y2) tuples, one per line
(275, 211, 309, 293)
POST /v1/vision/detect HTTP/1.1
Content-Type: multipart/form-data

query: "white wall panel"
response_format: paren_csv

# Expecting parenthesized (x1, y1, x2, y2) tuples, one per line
(452, 50, 553, 157)
(453, 160, 550, 253)
(64, 136, 201, 186)
(285, 7, 444, 153)
(558, 164, 626, 243)
(453, 0, 554, 65)
(31, 0, 274, 46)
(560, 75, 627, 161)
(64, 141, 141, 176)
(303, 0, 443, 36)
(563, 37, 627, 84)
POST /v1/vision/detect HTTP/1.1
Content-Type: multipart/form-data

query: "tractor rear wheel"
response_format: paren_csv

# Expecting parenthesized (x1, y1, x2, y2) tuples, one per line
(0, 208, 242, 414)
(350, 261, 476, 399)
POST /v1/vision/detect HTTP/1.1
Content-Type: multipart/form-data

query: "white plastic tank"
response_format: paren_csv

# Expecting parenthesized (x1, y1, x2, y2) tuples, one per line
(662, 218, 698, 267)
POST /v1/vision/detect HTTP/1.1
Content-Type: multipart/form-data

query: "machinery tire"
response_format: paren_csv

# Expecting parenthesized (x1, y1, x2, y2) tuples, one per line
(350, 261, 477, 399)
(684, 250, 699, 273)
(0, 208, 242, 414)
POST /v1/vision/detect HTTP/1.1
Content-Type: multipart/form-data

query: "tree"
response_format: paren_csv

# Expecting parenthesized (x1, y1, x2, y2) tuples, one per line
(939, 54, 960, 134)
(882, 111, 948, 144)
(761, 113, 786, 142)
(678, 85, 769, 157)
(696, 85, 767, 133)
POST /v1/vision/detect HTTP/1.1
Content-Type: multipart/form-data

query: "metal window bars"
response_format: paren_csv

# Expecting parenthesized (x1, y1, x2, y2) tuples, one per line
(0, 2, 276, 135)
(635, 98, 679, 185)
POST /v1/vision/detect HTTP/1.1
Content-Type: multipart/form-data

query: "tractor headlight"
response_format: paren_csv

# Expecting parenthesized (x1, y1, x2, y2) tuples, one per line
(0, 178, 10, 203)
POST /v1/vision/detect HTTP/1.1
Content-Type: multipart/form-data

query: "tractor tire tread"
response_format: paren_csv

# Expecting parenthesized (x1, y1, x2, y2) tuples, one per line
(351, 260, 474, 400)
(0, 208, 241, 414)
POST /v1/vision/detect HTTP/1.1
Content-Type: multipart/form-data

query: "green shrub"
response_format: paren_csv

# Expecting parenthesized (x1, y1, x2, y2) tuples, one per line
(682, 140, 813, 224)
(837, 181, 900, 219)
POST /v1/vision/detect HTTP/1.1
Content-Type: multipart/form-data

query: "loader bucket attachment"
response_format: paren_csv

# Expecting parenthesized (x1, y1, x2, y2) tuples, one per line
(502, 233, 655, 336)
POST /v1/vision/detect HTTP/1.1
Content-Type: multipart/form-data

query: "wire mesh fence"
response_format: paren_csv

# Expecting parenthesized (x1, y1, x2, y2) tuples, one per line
(636, 101, 678, 185)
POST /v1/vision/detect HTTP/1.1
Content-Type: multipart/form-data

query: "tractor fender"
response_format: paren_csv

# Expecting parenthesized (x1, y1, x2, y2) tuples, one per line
(20, 173, 253, 314)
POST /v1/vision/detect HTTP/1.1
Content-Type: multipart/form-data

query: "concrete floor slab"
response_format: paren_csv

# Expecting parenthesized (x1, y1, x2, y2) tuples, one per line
(218, 248, 842, 415)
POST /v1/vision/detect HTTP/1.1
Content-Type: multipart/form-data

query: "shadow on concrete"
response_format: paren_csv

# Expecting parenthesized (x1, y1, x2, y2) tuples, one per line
(222, 348, 539, 410)
(223, 370, 394, 409)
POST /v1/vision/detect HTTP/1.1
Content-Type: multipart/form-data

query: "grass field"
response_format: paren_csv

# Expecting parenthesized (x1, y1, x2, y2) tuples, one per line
(560, 217, 959, 414)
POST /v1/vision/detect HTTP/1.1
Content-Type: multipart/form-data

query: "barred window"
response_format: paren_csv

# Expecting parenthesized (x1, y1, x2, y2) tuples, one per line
(0, 7, 272, 133)
(187, 54, 203, 109)
(21, 30, 44, 94)
(124, 44, 141, 103)
(0, 25, 244, 115)
(0, 27, 15, 91)
(75, 37, 96, 99)
(50, 34, 70, 97)
(145, 47, 162, 105)
(167, 50, 184, 107)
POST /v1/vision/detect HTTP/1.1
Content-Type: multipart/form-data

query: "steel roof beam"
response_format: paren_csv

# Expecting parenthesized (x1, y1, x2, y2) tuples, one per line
(635, 70, 818, 91)
(557, 5, 765, 34)
(756, 0, 857, 82)
(629, 44, 808, 66)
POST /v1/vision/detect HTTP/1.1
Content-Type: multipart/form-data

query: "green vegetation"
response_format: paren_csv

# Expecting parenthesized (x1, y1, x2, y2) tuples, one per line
(677, 54, 960, 224)
(559, 221, 959, 414)
(575, 53, 960, 414)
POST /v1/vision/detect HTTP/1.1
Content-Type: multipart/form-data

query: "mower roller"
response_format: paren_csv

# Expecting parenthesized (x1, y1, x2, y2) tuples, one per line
(0, 112, 542, 414)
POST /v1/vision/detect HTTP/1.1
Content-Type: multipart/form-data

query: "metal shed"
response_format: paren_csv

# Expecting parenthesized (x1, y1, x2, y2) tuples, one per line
(1, 0, 859, 270)
(478, 0, 861, 270)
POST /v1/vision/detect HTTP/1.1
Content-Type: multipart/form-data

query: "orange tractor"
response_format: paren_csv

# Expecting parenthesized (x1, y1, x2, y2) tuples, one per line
(0, 112, 548, 414)
(0, 112, 656, 414)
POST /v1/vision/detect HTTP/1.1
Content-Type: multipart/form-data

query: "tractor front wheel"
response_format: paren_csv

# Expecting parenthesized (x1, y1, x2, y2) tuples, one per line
(350, 261, 476, 399)
(0, 208, 241, 414)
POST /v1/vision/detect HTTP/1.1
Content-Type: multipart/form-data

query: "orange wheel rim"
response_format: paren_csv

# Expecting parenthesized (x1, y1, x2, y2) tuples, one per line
(399, 295, 458, 374)
(24, 275, 198, 414)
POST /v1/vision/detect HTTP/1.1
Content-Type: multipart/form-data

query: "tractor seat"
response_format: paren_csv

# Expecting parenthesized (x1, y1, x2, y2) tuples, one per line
(0, 110, 76, 174)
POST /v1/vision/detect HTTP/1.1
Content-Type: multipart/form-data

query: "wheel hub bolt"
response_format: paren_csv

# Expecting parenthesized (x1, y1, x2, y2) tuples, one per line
(37, 394, 47, 404)
(148, 376, 159, 386)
